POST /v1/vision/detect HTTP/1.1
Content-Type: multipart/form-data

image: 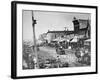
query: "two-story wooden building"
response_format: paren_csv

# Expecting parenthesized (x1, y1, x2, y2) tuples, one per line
(46, 18, 90, 43)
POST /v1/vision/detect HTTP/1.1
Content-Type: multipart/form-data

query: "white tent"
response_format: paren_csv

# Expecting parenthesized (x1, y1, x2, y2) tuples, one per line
(52, 38, 60, 42)
(52, 37, 67, 42)
(70, 36, 78, 42)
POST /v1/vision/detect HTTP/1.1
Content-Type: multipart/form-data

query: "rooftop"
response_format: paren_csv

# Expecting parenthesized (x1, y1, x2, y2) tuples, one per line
(47, 27, 88, 35)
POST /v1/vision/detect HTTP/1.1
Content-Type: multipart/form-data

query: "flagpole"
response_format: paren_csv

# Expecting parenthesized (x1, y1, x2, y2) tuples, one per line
(32, 11, 39, 69)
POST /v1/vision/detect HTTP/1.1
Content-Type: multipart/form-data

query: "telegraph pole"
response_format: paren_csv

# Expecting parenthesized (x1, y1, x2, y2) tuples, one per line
(32, 11, 39, 69)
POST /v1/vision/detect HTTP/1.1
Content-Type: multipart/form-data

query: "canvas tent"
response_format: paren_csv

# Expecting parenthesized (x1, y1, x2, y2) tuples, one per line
(70, 36, 78, 42)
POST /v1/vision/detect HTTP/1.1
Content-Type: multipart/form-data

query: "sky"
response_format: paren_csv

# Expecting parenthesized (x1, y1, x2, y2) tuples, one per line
(23, 10, 90, 41)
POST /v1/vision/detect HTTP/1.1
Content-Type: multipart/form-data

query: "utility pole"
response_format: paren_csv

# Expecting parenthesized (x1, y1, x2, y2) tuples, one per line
(32, 11, 39, 69)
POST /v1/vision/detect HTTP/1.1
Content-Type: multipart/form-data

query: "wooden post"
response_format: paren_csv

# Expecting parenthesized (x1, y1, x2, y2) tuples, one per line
(32, 11, 39, 69)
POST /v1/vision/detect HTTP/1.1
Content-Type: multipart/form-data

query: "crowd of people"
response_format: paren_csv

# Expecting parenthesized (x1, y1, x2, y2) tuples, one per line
(22, 39, 91, 69)
(47, 39, 91, 66)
